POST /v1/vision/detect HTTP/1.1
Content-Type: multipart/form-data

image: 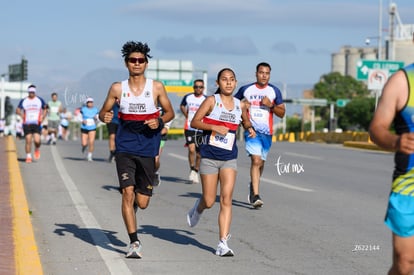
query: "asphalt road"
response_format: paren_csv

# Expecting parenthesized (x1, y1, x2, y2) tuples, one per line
(16, 138, 394, 275)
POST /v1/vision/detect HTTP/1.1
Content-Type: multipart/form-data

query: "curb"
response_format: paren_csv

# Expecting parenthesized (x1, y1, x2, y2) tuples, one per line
(7, 136, 43, 274)
(343, 141, 392, 152)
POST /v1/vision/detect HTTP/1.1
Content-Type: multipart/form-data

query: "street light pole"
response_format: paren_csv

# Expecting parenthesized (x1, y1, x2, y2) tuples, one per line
(1, 74, 5, 119)
(378, 0, 383, 60)
(374, 0, 384, 107)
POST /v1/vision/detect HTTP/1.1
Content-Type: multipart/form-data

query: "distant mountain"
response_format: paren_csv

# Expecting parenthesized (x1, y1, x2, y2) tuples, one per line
(27, 68, 314, 117)
(69, 68, 128, 109)
(60, 68, 185, 112)
(16, 68, 129, 112)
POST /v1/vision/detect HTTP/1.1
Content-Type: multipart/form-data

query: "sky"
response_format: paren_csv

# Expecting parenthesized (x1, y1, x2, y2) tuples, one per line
(1, 0, 414, 91)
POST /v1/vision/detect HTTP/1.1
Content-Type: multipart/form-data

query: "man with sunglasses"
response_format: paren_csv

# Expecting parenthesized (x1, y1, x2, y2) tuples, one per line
(180, 79, 207, 184)
(99, 41, 174, 259)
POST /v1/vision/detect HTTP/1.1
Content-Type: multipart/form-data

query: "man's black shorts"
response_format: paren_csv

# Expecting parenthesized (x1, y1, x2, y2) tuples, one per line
(23, 124, 41, 136)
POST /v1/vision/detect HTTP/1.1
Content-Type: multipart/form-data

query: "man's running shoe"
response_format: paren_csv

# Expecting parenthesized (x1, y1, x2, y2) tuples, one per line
(108, 151, 115, 163)
(215, 234, 234, 257)
(34, 149, 40, 160)
(25, 157, 32, 163)
(81, 145, 87, 153)
(252, 195, 264, 208)
(153, 172, 161, 187)
(187, 198, 201, 227)
(126, 240, 142, 258)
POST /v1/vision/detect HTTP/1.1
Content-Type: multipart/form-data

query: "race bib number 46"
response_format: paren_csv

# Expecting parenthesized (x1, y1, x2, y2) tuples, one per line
(250, 108, 269, 123)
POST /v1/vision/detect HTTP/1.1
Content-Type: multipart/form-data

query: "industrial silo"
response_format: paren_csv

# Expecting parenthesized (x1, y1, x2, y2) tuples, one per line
(361, 47, 377, 60)
(394, 40, 414, 65)
(345, 47, 362, 78)
(331, 52, 346, 75)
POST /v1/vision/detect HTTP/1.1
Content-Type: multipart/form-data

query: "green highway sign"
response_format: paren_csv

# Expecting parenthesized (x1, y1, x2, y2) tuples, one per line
(8, 58, 28, 82)
(336, 99, 350, 107)
(284, 98, 328, 106)
(356, 59, 404, 81)
(8, 64, 22, 82)
(161, 79, 192, 86)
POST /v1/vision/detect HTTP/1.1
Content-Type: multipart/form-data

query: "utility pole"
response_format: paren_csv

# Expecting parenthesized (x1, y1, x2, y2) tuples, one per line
(329, 102, 335, 132)
(0, 74, 5, 119)
(378, 0, 383, 59)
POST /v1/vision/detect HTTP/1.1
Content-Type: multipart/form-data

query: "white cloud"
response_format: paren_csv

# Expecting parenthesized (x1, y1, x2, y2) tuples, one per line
(121, 0, 383, 28)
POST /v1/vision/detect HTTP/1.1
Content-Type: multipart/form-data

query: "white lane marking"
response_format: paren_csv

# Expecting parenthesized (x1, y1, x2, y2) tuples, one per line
(169, 152, 314, 192)
(168, 153, 188, 161)
(50, 146, 132, 275)
(284, 152, 323, 160)
(260, 177, 314, 192)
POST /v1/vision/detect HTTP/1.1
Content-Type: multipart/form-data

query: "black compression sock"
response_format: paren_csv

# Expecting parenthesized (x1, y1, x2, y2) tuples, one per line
(129, 232, 139, 243)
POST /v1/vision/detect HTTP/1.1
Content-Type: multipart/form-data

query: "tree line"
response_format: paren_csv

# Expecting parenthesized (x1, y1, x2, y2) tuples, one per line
(283, 72, 376, 133)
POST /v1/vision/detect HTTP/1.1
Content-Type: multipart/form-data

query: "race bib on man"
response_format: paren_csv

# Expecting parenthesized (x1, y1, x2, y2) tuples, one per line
(250, 107, 270, 123)
(26, 112, 38, 122)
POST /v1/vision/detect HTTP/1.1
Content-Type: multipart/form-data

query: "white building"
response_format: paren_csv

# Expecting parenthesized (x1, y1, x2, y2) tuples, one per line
(331, 2, 414, 79)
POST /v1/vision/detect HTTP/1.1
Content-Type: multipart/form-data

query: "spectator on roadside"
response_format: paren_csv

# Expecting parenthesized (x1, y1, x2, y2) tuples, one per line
(0, 118, 5, 137)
